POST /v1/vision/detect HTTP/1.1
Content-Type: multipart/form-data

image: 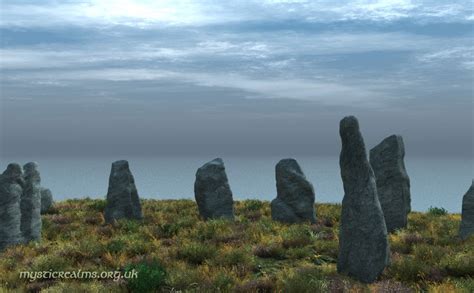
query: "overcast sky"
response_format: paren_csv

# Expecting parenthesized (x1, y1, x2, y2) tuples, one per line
(0, 0, 473, 158)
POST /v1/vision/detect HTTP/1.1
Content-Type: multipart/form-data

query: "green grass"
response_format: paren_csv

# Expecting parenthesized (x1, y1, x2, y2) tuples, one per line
(0, 198, 472, 292)
(427, 206, 449, 216)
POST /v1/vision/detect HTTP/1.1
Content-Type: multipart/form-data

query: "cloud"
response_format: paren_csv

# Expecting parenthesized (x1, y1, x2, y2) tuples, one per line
(418, 46, 474, 70)
(3, 67, 394, 106)
(325, 0, 417, 21)
(0, 39, 273, 69)
(1, 1, 472, 110)
(2, 31, 466, 70)
(1, 0, 472, 28)
(188, 73, 389, 106)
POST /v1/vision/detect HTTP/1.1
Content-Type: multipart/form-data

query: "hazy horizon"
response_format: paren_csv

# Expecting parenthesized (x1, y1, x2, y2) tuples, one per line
(1, 1, 473, 158)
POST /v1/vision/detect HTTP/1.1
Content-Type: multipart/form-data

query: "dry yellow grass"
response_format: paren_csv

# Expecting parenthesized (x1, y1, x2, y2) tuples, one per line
(0, 199, 472, 292)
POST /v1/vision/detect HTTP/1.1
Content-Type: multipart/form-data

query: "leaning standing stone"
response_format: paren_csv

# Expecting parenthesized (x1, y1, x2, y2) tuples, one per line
(459, 180, 474, 240)
(271, 158, 316, 223)
(370, 135, 411, 233)
(104, 160, 143, 224)
(337, 116, 390, 283)
(21, 162, 42, 243)
(40, 187, 54, 214)
(0, 164, 24, 251)
(194, 158, 234, 220)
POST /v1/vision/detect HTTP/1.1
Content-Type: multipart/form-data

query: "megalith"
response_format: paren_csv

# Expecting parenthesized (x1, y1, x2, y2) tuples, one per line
(370, 135, 411, 232)
(271, 158, 316, 223)
(194, 158, 234, 220)
(0, 164, 24, 250)
(104, 160, 143, 224)
(459, 180, 474, 240)
(40, 187, 54, 214)
(337, 116, 390, 283)
(21, 162, 42, 243)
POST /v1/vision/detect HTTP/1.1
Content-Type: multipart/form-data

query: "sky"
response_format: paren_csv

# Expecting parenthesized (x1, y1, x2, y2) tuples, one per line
(0, 0, 473, 158)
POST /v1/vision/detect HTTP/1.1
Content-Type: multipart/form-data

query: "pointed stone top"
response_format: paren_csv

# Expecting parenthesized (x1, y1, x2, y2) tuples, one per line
(339, 116, 368, 158)
(23, 162, 40, 183)
(2, 163, 24, 187)
(197, 158, 225, 173)
(277, 158, 298, 166)
(384, 134, 402, 142)
(3, 163, 22, 178)
(467, 180, 474, 193)
(109, 161, 133, 185)
(276, 158, 304, 176)
(382, 134, 403, 147)
(206, 158, 224, 166)
(463, 180, 473, 194)
(112, 160, 130, 170)
(372, 134, 404, 151)
(340, 116, 359, 133)
(23, 162, 39, 172)
(370, 134, 406, 166)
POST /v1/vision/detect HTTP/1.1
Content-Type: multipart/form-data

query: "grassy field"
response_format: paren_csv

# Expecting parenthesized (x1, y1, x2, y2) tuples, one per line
(0, 199, 473, 292)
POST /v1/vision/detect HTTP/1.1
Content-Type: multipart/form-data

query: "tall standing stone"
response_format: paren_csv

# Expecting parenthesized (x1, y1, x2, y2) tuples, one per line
(459, 180, 474, 240)
(271, 158, 316, 223)
(21, 162, 42, 243)
(0, 164, 24, 251)
(337, 116, 390, 283)
(194, 158, 234, 220)
(370, 135, 411, 233)
(104, 160, 143, 224)
(40, 187, 54, 214)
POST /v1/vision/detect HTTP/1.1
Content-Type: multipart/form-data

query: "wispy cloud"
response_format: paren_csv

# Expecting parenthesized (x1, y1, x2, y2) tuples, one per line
(1, 1, 472, 108)
(3, 67, 396, 106)
(418, 46, 474, 70)
(1, 1, 472, 158)
(1, 0, 472, 28)
(2, 31, 468, 70)
(325, 0, 417, 21)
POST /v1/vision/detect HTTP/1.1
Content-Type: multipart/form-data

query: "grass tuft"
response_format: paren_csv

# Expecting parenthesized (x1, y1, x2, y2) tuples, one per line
(0, 199, 471, 292)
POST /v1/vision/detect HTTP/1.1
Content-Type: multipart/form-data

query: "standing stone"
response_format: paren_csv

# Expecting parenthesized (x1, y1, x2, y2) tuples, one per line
(104, 160, 143, 224)
(271, 158, 316, 223)
(370, 135, 411, 233)
(194, 158, 234, 220)
(337, 116, 390, 283)
(21, 162, 42, 243)
(459, 181, 474, 240)
(40, 187, 54, 214)
(0, 164, 24, 251)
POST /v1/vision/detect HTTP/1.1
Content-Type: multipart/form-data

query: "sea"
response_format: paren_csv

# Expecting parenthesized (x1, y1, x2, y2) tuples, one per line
(1, 156, 472, 213)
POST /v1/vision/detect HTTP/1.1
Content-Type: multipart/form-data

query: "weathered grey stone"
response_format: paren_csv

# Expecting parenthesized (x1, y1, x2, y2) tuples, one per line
(21, 162, 42, 243)
(40, 187, 54, 214)
(370, 135, 411, 233)
(104, 160, 143, 224)
(337, 116, 390, 283)
(459, 180, 474, 240)
(271, 158, 316, 223)
(194, 158, 234, 220)
(0, 164, 24, 251)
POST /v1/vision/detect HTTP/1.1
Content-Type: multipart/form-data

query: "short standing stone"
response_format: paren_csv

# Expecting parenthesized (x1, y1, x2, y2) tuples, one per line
(370, 135, 411, 233)
(40, 187, 54, 214)
(194, 158, 234, 220)
(104, 160, 143, 224)
(0, 164, 24, 251)
(337, 116, 390, 283)
(459, 180, 474, 240)
(271, 158, 316, 223)
(21, 162, 42, 243)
